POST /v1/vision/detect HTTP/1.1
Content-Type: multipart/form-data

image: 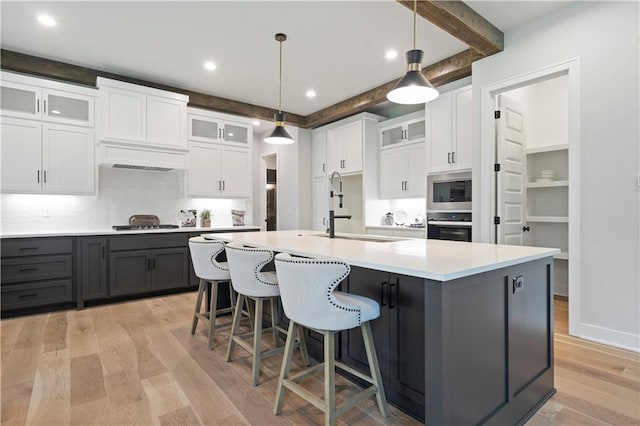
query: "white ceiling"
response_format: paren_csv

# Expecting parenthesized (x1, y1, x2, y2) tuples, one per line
(1, 1, 573, 118)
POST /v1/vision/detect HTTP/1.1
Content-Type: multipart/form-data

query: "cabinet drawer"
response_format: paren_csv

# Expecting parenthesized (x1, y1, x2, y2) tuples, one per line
(2, 279, 73, 310)
(1, 255, 73, 283)
(110, 234, 188, 251)
(1, 238, 73, 257)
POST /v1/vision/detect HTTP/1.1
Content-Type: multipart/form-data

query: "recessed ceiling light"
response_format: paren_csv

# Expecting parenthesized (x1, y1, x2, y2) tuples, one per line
(203, 61, 216, 71)
(385, 50, 398, 60)
(306, 90, 316, 98)
(37, 14, 56, 27)
(252, 120, 260, 126)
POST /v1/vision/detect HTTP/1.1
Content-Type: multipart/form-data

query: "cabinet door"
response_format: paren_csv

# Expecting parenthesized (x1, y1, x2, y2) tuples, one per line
(0, 118, 42, 192)
(187, 144, 221, 197)
(312, 130, 327, 177)
(152, 248, 189, 290)
(102, 87, 146, 142)
(42, 89, 94, 127)
(327, 127, 343, 173)
(427, 92, 453, 173)
(80, 237, 107, 300)
(453, 87, 473, 171)
(189, 115, 220, 143)
(147, 96, 186, 149)
(380, 124, 404, 148)
(222, 122, 251, 147)
(379, 148, 405, 199)
(42, 124, 95, 194)
(109, 250, 152, 296)
(0, 81, 41, 120)
(312, 176, 328, 231)
(342, 121, 363, 173)
(406, 118, 426, 144)
(405, 143, 426, 197)
(220, 147, 251, 197)
(387, 273, 426, 416)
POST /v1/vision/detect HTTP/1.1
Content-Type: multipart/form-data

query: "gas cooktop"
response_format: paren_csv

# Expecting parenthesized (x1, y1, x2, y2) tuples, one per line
(112, 224, 180, 231)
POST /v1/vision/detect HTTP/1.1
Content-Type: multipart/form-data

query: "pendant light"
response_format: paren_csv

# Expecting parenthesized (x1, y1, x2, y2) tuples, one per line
(264, 33, 295, 145)
(386, 0, 439, 104)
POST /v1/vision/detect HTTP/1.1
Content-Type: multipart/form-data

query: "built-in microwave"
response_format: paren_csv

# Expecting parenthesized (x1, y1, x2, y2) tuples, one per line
(427, 171, 472, 211)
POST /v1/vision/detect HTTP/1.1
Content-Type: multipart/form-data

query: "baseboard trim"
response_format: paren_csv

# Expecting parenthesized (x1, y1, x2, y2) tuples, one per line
(579, 322, 640, 353)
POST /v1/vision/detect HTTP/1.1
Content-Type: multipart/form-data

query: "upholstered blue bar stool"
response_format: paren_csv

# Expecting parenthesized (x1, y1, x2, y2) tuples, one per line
(225, 242, 309, 386)
(273, 253, 388, 426)
(188, 236, 251, 350)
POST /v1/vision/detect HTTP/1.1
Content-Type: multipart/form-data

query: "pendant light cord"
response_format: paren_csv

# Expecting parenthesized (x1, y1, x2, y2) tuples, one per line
(278, 39, 283, 113)
(413, 0, 417, 50)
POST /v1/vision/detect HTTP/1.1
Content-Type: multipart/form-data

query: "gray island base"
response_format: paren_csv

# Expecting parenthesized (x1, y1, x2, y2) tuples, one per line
(206, 230, 557, 425)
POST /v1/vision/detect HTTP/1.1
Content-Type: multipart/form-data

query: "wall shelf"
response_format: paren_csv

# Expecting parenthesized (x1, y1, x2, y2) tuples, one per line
(526, 143, 568, 155)
(554, 252, 569, 260)
(526, 216, 569, 223)
(526, 180, 569, 188)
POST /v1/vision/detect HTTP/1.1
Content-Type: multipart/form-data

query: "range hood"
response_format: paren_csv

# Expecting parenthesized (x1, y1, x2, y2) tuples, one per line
(99, 142, 188, 171)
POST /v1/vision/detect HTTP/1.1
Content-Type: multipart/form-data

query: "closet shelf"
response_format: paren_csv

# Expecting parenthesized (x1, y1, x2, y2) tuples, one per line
(526, 216, 569, 223)
(526, 180, 569, 188)
(526, 144, 569, 154)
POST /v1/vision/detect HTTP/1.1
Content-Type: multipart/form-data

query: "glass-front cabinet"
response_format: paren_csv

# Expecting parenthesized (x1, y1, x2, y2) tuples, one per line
(1, 81, 40, 120)
(379, 113, 425, 150)
(188, 113, 251, 147)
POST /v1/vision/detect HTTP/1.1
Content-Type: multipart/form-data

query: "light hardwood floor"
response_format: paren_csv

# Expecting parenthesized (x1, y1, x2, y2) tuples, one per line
(1, 294, 638, 425)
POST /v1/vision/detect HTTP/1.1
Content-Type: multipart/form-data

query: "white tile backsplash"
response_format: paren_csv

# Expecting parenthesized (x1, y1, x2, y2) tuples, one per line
(1, 166, 251, 233)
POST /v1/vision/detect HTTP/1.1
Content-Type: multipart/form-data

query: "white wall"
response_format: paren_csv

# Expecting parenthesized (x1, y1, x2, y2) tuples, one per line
(252, 125, 312, 231)
(1, 167, 250, 232)
(472, 1, 639, 350)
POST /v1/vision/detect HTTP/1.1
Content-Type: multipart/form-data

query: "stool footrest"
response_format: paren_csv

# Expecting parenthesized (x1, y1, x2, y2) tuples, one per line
(289, 363, 324, 383)
(283, 380, 325, 411)
(335, 362, 375, 385)
(335, 386, 378, 417)
(230, 335, 285, 360)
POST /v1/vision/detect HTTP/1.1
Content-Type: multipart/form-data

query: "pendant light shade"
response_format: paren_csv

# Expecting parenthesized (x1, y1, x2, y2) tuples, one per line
(387, 1, 439, 105)
(265, 33, 294, 145)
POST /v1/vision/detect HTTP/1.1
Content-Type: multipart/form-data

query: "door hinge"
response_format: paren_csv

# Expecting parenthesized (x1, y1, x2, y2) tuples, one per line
(494, 163, 501, 172)
(494, 110, 501, 119)
(494, 216, 501, 225)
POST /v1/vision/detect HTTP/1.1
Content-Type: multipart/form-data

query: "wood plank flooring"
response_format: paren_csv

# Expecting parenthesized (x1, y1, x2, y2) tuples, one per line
(1, 294, 638, 425)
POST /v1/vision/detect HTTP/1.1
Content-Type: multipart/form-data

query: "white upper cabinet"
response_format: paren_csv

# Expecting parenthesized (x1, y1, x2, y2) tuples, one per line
(1, 73, 95, 127)
(188, 112, 251, 147)
(426, 85, 472, 173)
(327, 120, 363, 174)
(312, 129, 327, 177)
(97, 77, 188, 150)
(312, 176, 328, 231)
(380, 112, 425, 149)
(1, 117, 95, 194)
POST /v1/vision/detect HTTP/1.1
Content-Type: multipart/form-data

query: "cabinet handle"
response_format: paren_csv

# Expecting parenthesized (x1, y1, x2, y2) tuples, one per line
(380, 281, 388, 306)
(44, 100, 47, 114)
(19, 268, 38, 273)
(452, 151, 456, 163)
(43, 170, 47, 183)
(322, 163, 326, 172)
(19, 293, 38, 298)
(221, 128, 225, 139)
(388, 277, 398, 309)
(37, 99, 40, 113)
(404, 181, 408, 191)
(37, 170, 40, 183)
(19, 247, 38, 251)
(222, 181, 225, 191)
(447, 152, 452, 164)
(322, 217, 326, 226)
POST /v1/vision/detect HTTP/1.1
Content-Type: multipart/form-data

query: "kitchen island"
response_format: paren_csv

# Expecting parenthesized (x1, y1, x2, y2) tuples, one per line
(204, 230, 559, 425)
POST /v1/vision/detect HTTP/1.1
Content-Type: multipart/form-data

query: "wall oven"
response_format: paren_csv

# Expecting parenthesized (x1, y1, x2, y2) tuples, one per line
(427, 171, 472, 211)
(427, 212, 472, 242)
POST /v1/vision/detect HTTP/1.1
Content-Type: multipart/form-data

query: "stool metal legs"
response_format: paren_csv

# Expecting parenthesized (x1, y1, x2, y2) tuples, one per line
(274, 321, 388, 426)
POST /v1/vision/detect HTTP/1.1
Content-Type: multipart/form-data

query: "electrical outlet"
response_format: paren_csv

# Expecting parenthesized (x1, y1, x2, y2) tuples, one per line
(43, 207, 51, 218)
(513, 276, 524, 294)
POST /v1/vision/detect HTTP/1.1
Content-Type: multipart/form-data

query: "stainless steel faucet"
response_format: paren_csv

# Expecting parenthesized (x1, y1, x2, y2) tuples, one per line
(328, 171, 351, 238)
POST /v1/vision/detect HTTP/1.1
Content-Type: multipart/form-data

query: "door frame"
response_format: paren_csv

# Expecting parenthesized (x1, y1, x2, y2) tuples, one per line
(260, 152, 278, 231)
(478, 58, 581, 337)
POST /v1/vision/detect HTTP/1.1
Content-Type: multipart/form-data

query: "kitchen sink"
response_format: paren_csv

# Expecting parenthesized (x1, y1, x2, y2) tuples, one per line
(309, 234, 404, 243)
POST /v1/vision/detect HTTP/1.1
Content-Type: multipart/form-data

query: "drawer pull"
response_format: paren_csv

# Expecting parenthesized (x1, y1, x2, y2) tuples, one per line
(19, 268, 38, 273)
(19, 247, 39, 251)
(18, 293, 38, 298)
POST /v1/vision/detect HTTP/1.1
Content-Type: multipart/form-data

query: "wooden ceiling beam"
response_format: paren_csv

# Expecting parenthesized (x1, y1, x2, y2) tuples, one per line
(0, 49, 306, 127)
(304, 49, 481, 129)
(396, 0, 503, 56)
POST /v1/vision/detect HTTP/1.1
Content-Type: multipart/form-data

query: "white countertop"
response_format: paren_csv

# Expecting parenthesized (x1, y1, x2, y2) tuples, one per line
(365, 225, 426, 231)
(203, 229, 559, 282)
(1, 225, 261, 239)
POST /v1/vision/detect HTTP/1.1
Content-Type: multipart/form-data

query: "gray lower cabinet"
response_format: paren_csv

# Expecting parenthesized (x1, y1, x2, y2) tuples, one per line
(79, 237, 108, 302)
(151, 248, 189, 290)
(340, 267, 426, 420)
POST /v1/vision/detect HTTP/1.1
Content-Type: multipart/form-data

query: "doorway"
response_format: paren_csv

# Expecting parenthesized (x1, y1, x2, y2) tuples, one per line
(480, 58, 580, 337)
(262, 153, 277, 231)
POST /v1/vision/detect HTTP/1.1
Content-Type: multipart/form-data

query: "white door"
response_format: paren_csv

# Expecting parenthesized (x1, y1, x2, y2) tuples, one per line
(220, 147, 251, 197)
(405, 143, 426, 197)
(0, 81, 42, 120)
(342, 121, 363, 173)
(0, 117, 42, 192)
(42, 124, 95, 194)
(427, 92, 453, 173)
(453, 87, 473, 170)
(103, 87, 146, 142)
(222, 122, 251, 147)
(311, 130, 327, 177)
(42, 89, 94, 127)
(187, 144, 221, 197)
(379, 147, 405, 198)
(188, 115, 220, 143)
(327, 127, 343, 173)
(312, 176, 328, 231)
(497, 95, 526, 245)
(147, 96, 186, 149)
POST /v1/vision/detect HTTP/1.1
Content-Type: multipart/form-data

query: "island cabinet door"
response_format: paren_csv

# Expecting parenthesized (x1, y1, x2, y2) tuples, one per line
(79, 237, 108, 302)
(151, 248, 189, 290)
(387, 273, 426, 418)
(109, 250, 152, 296)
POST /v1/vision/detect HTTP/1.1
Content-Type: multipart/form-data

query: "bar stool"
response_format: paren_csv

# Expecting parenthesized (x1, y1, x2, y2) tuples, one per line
(225, 242, 309, 386)
(188, 236, 251, 350)
(273, 253, 388, 426)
